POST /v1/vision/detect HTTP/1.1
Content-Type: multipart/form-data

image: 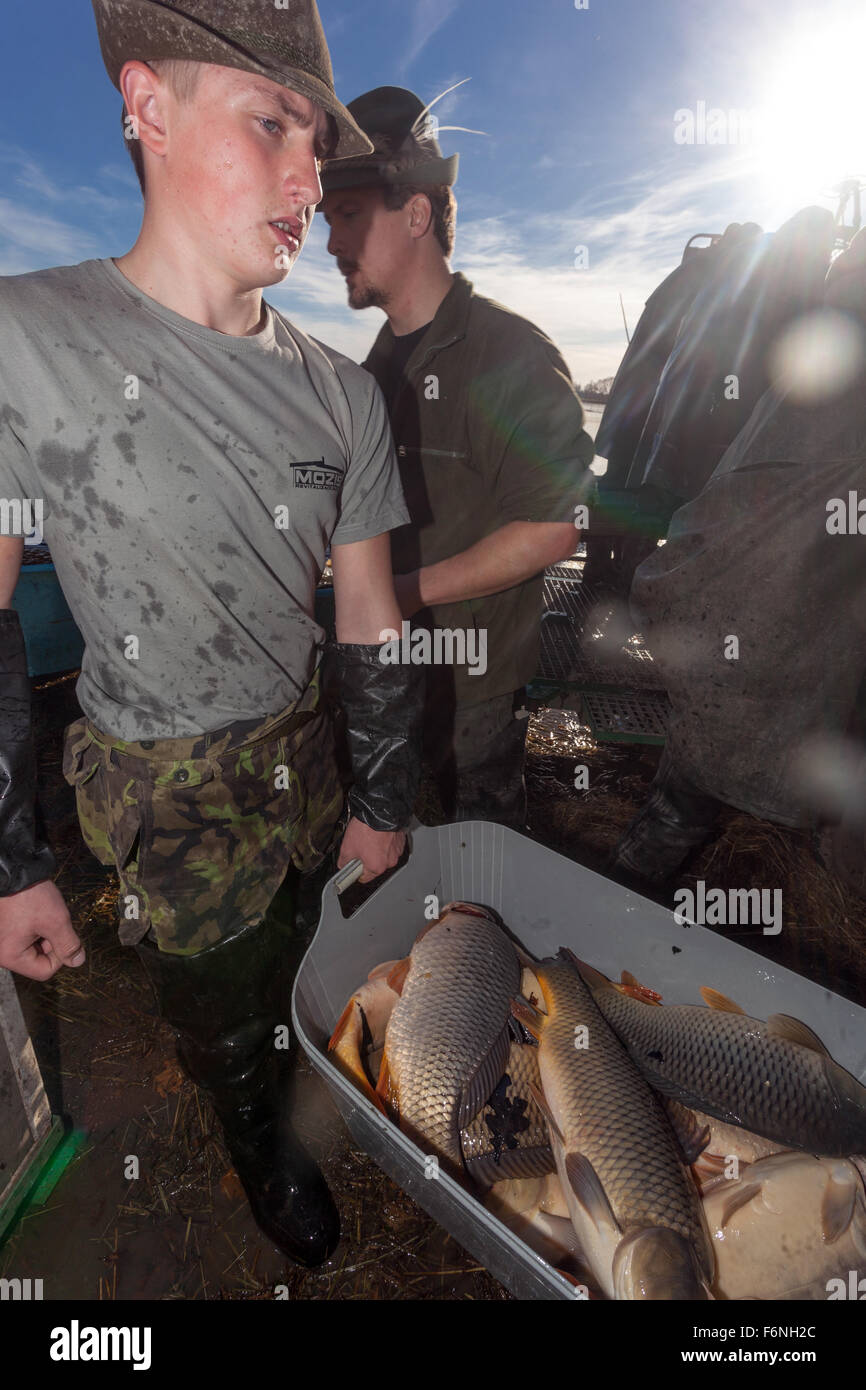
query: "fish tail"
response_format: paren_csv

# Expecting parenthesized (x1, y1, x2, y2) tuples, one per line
(511, 994, 545, 1039)
(375, 1051, 400, 1117)
(328, 999, 389, 1115)
(328, 997, 358, 1054)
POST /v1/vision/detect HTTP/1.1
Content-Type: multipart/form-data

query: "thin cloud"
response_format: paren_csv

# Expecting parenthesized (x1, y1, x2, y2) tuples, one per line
(0, 198, 97, 261)
(399, 0, 462, 77)
(1, 147, 140, 216)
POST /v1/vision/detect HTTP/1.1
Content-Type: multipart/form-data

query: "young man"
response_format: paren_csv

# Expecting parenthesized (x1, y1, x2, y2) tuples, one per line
(0, 1, 424, 1268)
(321, 89, 595, 828)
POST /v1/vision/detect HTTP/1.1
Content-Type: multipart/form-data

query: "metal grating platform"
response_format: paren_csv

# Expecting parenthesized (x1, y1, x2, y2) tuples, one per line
(538, 574, 665, 690)
(546, 560, 585, 581)
(581, 689, 669, 744)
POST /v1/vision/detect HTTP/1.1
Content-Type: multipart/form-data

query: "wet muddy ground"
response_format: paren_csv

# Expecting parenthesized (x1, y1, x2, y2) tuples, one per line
(3, 669, 865, 1301)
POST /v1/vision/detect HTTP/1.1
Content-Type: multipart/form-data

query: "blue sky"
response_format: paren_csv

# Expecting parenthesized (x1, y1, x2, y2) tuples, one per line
(1, 0, 863, 381)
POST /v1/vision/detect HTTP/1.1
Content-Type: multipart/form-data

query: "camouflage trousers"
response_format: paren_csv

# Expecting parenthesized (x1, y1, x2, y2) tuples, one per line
(62, 667, 345, 956)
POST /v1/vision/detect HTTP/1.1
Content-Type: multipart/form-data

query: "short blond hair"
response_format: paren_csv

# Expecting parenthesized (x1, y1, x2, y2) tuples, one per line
(123, 59, 203, 195)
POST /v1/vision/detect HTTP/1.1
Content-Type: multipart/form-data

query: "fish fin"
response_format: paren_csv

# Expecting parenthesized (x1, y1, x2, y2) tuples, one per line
(528, 1082, 566, 1145)
(718, 1181, 762, 1229)
(514, 943, 538, 969)
(328, 997, 358, 1053)
(564, 1152, 622, 1236)
(766, 1013, 830, 1055)
(519, 967, 547, 1013)
(700, 987, 746, 1014)
(367, 959, 400, 982)
(691, 1152, 732, 1191)
(559, 949, 615, 993)
(375, 1052, 399, 1116)
(458, 1026, 511, 1128)
(385, 956, 412, 995)
(619, 970, 664, 1005)
(511, 995, 544, 1039)
(446, 900, 498, 922)
(662, 1097, 712, 1165)
(507, 1013, 529, 1042)
(821, 1166, 858, 1245)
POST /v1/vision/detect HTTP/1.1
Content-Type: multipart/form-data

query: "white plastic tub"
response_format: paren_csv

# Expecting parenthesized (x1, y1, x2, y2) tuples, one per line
(292, 822, 866, 1300)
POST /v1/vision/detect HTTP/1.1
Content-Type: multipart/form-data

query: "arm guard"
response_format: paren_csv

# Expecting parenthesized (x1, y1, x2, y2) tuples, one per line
(0, 610, 56, 896)
(329, 642, 424, 832)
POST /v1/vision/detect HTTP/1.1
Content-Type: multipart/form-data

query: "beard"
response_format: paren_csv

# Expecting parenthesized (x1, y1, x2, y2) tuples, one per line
(346, 275, 390, 312)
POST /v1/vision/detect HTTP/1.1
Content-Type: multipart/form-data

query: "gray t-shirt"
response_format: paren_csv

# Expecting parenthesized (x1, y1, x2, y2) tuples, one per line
(0, 258, 408, 739)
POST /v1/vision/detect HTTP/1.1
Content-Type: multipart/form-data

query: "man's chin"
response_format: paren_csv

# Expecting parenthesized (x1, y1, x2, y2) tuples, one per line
(262, 255, 301, 289)
(348, 283, 387, 312)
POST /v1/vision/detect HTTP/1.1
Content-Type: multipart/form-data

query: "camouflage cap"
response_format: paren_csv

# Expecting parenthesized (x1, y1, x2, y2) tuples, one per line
(320, 86, 459, 193)
(91, 0, 373, 159)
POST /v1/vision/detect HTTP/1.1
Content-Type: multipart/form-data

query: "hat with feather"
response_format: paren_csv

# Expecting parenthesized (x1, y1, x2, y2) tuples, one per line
(320, 83, 482, 192)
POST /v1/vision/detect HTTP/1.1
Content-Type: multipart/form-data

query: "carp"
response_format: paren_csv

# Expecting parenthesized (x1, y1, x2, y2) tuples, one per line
(579, 962, 866, 1157)
(376, 902, 521, 1173)
(512, 950, 714, 1300)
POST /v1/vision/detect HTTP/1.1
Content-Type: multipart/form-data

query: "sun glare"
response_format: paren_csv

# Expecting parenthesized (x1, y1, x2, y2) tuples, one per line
(755, 19, 866, 213)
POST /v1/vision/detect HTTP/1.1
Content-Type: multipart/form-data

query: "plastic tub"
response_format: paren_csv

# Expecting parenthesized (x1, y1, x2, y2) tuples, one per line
(292, 821, 866, 1300)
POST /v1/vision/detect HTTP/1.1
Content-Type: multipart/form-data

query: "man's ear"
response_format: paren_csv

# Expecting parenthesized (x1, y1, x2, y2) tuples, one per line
(118, 60, 171, 169)
(407, 193, 434, 239)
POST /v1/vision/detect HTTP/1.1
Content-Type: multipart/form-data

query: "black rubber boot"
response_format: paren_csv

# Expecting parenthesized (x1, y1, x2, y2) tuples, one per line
(134, 897, 339, 1268)
(610, 749, 722, 887)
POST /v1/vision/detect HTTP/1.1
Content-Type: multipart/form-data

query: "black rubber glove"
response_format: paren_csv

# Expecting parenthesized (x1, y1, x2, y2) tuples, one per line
(328, 642, 424, 832)
(0, 610, 56, 896)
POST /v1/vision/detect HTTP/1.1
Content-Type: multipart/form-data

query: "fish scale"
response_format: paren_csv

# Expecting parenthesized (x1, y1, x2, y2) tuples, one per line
(538, 967, 706, 1238)
(527, 958, 712, 1297)
(382, 906, 521, 1171)
(589, 984, 866, 1156)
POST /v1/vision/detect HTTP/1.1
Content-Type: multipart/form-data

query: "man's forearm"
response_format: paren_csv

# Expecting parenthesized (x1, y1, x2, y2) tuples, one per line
(329, 534, 424, 834)
(328, 644, 424, 831)
(397, 520, 578, 614)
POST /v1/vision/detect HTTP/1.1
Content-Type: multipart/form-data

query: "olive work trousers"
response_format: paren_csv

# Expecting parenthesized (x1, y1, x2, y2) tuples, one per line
(418, 687, 529, 831)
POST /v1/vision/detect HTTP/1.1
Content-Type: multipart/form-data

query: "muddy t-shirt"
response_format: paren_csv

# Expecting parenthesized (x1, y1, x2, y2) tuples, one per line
(0, 258, 408, 739)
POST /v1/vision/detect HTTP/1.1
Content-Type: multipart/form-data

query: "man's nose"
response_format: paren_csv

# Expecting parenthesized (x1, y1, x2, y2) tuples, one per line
(285, 148, 323, 208)
(326, 222, 341, 258)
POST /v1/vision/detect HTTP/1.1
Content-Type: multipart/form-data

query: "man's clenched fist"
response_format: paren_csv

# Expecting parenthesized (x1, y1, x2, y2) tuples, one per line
(0, 879, 84, 980)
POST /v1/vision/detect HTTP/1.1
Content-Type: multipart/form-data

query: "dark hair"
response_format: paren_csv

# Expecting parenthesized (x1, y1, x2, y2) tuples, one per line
(370, 123, 457, 257)
(122, 59, 203, 196)
(381, 183, 457, 257)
